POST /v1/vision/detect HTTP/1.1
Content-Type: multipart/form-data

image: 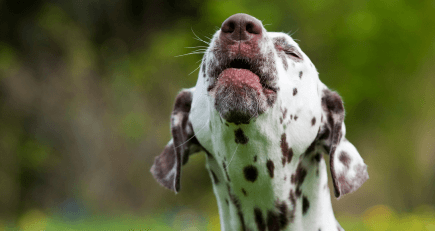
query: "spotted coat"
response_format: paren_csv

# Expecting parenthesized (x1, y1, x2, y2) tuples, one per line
(151, 13, 368, 231)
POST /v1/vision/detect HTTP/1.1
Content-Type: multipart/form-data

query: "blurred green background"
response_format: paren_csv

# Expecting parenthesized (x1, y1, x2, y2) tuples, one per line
(1, 0, 434, 230)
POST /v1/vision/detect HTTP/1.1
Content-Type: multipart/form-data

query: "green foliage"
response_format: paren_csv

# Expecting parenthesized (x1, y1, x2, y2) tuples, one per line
(0, 0, 434, 227)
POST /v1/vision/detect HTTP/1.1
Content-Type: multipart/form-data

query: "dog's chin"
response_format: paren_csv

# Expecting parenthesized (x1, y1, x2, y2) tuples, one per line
(213, 68, 269, 124)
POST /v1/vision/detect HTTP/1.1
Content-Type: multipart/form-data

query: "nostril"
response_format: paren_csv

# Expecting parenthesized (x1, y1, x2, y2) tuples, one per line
(246, 23, 253, 33)
(222, 20, 235, 33)
(245, 22, 261, 35)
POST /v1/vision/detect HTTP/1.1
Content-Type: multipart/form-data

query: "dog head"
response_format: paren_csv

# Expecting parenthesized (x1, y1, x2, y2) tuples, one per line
(151, 13, 368, 198)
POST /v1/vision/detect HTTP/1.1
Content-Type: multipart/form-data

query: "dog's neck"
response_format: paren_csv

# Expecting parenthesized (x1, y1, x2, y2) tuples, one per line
(203, 112, 341, 231)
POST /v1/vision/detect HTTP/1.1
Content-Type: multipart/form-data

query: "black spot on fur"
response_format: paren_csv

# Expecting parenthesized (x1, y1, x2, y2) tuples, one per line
(226, 184, 247, 230)
(234, 128, 249, 144)
(288, 190, 297, 222)
(313, 153, 322, 162)
(211, 170, 219, 184)
(254, 208, 266, 231)
(299, 71, 303, 78)
(293, 88, 298, 96)
(242, 188, 248, 196)
(292, 162, 307, 197)
(267, 211, 279, 231)
(294, 115, 298, 121)
(312, 117, 316, 126)
(277, 201, 289, 228)
(303, 195, 310, 215)
(318, 126, 331, 141)
(305, 140, 317, 154)
(266, 160, 275, 178)
(266, 201, 289, 231)
(222, 162, 231, 182)
(243, 165, 258, 182)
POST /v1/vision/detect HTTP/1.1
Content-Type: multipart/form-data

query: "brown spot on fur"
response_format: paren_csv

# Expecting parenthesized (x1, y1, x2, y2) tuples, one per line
(293, 88, 298, 96)
(277, 201, 289, 228)
(280, 134, 294, 166)
(254, 208, 266, 231)
(267, 211, 279, 231)
(294, 162, 307, 197)
(299, 71, 303, 78)
(305, 140, 316, 154)
(282, 107, 288, 119)
(339, 151, 351, 169)
(312, 117, 316, 126)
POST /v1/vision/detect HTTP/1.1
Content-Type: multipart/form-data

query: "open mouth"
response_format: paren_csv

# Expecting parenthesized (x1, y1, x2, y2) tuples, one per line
(215, 58, 277, 94)
(211, 58, 278, 124)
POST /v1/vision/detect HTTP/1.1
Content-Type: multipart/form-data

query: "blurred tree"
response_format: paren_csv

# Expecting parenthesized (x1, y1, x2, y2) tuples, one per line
(0, 0, 434, 226)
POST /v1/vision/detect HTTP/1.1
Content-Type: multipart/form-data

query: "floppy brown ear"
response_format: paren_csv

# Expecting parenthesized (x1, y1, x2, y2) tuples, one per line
(320, 89, 369, 199)
(150, 88, 202, 193)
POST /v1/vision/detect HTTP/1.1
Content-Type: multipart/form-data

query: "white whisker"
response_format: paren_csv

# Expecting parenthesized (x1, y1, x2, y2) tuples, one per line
(227, 143, 240, 168)
(189, 65, 201, 75)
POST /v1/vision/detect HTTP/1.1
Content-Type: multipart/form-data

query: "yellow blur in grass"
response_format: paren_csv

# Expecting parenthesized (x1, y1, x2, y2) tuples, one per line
(18, 209, 47, 231)
(339, 204, 435, 231)
(1, 204, 433, 231)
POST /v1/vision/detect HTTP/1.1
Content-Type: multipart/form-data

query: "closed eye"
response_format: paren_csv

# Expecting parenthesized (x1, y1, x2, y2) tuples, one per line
(283, 46, 302, 60)
(273, 37, 304, 61)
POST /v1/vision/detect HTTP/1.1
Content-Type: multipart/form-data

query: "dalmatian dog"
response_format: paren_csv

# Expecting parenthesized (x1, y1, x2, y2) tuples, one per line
(151, 13, 368, 231)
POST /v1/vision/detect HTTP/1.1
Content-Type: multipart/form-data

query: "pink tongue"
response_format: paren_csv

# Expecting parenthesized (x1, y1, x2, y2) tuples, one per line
(217, 68, 262, 92)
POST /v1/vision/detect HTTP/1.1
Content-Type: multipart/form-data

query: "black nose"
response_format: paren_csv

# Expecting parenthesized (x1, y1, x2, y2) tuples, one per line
(220, 13, 263, 41)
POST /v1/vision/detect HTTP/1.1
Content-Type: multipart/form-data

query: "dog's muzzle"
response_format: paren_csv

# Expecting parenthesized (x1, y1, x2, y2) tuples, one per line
(210, 14, 277, 125)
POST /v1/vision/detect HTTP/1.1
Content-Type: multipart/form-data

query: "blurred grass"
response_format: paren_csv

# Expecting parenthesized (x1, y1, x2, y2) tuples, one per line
(1, 0, 435, 228)
(0, 205, 434, 231)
